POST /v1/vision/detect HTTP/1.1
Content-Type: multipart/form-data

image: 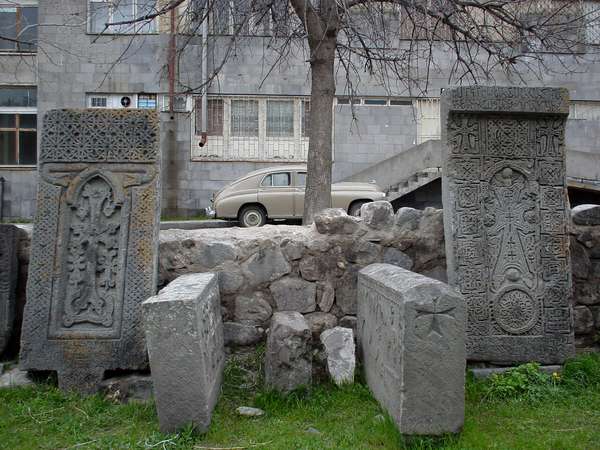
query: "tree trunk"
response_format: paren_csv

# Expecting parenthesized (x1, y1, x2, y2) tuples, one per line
(303, 34, 336, 224)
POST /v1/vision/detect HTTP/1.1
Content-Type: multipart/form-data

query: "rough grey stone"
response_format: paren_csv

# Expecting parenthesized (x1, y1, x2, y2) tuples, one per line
(572, 204, 600, 226)
(142, 273, 225, 433)
(281, 239, 304, 261)
(304, 312, 338, 338)
(265, 312, 312, 393)
(270, 277, 316, 313)
(336, 266, 359, 315)
(236, 406, 265, 417)
(573, 306, 594, 335)
(234, 292, 273, 326)
(299, 254, 339, 282)
(0, 367, 33, 389)
(320, 327, 355, 385)
(0, 225, 18, 356)
(190, 241, 236, 269)
(100, 374, 153, 404)
(218, 266, 246, 294)
(314, 208, 361, 235)
(345, 240, 381, 266)
(243, 244, 291, 286)
(571, 237, 591, 279)
(360, 201, 394, 230)
(442, 86, 574, 365)
(19, 109, 161, 395)
(395, 207, 423, 231)
(317, 281, 335, 312)
(223, 322, 264, 346)
(358, 264, 466, 435)
(382, 247, 413, 270)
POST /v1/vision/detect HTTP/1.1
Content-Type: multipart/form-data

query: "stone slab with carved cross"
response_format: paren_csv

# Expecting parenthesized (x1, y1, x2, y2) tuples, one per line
(441, 86, 574, 364)
(143, 273, 225, 433)
(357, 263, 466, 436)
(0, 224, 18, 356)
(19, 109, 160, 394)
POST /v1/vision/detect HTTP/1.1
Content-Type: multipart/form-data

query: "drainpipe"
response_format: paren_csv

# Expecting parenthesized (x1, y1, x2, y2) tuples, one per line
(0, 176, 4, 222)
(198, 7, 208, 147)
(168, 6, 176, 115)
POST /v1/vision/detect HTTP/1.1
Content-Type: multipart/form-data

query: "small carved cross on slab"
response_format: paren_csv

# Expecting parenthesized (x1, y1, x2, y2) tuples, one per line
(415, 296, 456, 338)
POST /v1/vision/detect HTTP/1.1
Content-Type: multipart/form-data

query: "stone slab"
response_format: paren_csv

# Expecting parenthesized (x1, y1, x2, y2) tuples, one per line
(0, 224, 18, 355)
(19, 109, 161, 394)
(441, 86, 574, 364)
(143, 273, 225, 433)
(357, 263, 465, 436)
(265, 311, 312, 393)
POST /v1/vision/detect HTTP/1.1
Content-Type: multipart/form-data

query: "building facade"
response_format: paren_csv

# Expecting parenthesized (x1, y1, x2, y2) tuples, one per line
(2, 0, 600, 220)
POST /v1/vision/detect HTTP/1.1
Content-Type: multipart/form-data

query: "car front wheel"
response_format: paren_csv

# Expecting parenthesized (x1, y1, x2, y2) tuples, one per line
(348, 200, 369, 217)
(239, 205, 267, 227)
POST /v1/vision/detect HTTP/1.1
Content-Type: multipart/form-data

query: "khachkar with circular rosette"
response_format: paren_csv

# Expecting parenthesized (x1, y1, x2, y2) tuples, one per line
(441, 86, 574, 364)
(19, 109, 161, 394)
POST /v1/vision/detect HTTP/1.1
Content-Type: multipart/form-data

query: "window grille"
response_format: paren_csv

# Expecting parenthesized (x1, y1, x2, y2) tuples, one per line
(192, 96, 309, 162)
(90, 96, 108, 108)
(416, 98, 440, 144)
(137, 93, 157, 109)
(266, 100, 294, 137)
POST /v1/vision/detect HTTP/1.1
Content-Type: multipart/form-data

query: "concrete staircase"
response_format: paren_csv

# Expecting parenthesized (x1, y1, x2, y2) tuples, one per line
(385, 167, 442, 203)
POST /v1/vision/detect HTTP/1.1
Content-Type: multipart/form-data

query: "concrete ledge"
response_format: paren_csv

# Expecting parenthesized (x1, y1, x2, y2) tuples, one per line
(160, 220, 236, 230)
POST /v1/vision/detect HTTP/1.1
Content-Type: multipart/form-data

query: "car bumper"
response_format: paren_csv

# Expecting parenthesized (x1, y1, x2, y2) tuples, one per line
(205, 206, 216, 219)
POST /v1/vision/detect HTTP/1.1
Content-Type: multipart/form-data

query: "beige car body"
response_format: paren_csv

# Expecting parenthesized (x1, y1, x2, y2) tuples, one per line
(212, 165, 386, 220)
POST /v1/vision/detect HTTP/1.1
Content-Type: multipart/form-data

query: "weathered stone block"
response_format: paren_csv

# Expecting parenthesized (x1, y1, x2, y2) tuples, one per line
(265, 311, 312, 393)
(313, 208, 361, 235)
(270, 277, 316, 313)
(360, 201, 394, 230)
(0, 225, 18, 355)
(357, 264, 465, 435)
(441, 86, 574, 364)
(320, 327, 355, 385)
(19, 109, 161, 394)
(143, 273, 225, 433)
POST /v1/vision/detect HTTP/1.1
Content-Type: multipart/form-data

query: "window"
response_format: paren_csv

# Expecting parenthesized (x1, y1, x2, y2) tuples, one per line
(231, 99, 258, 137)
(267, 100, 294, 137)
(262, 172, 290, 187)
(90, 96, 108, 108)
(301, 101, 310, 138)
(0, 113, 36, 165)
(364, 98, 387, 105)
(195, 98, 224, 136)
(137, 93, 156, 109)
(0, 5, 37, 52)
(89, 0, 157, 34)
(296, 172, 307, 186)
(0, 86, 36, 107)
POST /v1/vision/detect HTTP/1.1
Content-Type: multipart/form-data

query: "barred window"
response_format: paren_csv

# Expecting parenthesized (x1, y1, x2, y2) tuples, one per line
(301, 101, 310, 138)
(195, 98, 224, 136)
(137, 93, 157, 109)
(231, 99, 259, 137)
(267, 100, 294, 137)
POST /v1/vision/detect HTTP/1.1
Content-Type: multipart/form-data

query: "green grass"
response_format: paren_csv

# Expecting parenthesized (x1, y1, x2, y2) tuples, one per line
(1, 352, 600, 449)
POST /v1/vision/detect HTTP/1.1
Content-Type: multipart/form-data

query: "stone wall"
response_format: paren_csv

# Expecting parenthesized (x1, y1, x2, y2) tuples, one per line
(7, 204, 600, 358)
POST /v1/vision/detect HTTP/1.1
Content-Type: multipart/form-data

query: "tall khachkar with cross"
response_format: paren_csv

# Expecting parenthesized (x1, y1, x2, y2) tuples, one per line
(19, 109, 161, 394)
(441, 86, 574, 364)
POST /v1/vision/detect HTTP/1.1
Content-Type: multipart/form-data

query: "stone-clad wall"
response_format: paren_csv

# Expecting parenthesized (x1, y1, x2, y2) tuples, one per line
(8, 205, 600, 357)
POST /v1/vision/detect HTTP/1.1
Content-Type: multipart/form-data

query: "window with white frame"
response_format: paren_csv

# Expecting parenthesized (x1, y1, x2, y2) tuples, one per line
(88, 0, 157, 34)
(192, 96, 310, 162)
(0, 3, 37, 52)
(0, 86, 36, 166)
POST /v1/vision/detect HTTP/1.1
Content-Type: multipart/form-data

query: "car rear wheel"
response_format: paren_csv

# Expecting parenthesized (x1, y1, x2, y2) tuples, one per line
(239, 205, 267, 227)
(348, 200, 369, 217)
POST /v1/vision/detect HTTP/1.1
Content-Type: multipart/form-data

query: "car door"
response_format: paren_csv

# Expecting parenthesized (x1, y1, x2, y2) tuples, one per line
(257, 171, 294, 218)
(293, 171, 307, 217)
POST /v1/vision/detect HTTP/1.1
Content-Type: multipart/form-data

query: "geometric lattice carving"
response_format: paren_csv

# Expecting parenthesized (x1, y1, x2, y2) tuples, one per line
(20, 109, 160, 394)
(442, 86, 574, 364)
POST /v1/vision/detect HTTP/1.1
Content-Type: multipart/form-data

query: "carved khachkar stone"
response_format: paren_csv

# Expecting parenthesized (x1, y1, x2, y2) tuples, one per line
(357, 264, 465, 435)
(0, 224, 18, 355)
(142, 273, 225, 433)
(19, 109, 160, 394)
(441, 86, 574, 364)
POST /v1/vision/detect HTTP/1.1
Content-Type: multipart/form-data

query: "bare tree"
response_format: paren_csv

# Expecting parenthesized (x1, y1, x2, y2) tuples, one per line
(104, 0, 600, 223)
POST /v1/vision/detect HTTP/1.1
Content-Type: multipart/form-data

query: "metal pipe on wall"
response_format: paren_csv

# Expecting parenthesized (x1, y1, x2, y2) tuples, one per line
(199, 7, 208, 147)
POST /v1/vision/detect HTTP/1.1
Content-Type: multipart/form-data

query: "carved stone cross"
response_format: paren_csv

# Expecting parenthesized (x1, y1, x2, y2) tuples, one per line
(415, 297, 455, 338)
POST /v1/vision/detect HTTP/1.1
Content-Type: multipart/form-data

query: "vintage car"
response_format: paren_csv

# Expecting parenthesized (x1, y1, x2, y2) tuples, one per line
(207, 165, 386, 227)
